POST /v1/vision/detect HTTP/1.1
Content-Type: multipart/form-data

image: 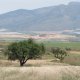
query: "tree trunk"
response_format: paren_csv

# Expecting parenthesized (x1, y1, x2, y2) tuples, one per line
(60, 55, 64, 62)
(20, 61, 24, 66)
(19, 58, 29, 66)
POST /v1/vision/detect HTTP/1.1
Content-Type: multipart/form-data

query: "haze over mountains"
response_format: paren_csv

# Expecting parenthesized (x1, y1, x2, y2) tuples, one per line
(0, 2, 80, 33)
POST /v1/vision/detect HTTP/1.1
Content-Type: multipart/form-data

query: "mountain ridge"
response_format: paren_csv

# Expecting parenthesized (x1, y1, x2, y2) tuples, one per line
(0, 2, 80, 33)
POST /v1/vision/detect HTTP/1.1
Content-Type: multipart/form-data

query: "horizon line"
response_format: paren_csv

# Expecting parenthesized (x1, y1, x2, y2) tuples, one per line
(0, 1, 80, 15)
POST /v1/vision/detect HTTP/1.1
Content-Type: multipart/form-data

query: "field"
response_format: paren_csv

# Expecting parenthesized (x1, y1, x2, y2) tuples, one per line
(44, 41, 80, 50)
(0, 59, 80, 80)
(0, 66, 80, 80)
(0, 41, 80, 80)
(0, 41, 80, 50)
(0, 51, 80, 67)
(0, 41, 80, 66)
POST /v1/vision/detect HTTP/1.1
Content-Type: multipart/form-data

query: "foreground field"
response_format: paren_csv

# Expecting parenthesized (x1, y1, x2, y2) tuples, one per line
(0, 41, 80, 80)
(0, 66, 80, 80)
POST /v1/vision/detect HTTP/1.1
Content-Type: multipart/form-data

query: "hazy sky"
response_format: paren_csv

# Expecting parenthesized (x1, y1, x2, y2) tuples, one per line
(0, 0, 80, 14)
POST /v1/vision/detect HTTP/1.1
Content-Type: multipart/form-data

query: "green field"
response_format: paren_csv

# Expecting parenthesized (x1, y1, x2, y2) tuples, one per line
(43, 41, 80, 50)
(0, 41, 80, 50)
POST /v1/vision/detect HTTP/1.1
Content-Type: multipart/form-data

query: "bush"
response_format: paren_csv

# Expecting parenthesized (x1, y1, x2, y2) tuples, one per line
(51, 47, 67, 62)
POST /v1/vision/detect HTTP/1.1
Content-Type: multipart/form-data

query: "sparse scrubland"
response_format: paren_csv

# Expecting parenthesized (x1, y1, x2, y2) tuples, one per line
(0, 40, 80, 80)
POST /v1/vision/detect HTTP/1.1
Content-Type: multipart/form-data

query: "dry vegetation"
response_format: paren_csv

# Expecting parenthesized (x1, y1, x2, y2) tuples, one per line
(0, 41, 80, 80)
(0, 59, 70, 67)
(0, 66, 80, 80)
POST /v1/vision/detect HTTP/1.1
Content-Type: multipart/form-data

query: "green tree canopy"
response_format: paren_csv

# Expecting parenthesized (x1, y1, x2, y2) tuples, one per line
(5, 39, 45, 66)
(51, 47, 67, 62)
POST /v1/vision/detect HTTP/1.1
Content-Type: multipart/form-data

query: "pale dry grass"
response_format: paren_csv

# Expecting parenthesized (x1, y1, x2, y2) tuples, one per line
(0, 59, 69, 67)
(0, 66, 80, 80)
(70, 51, 80, 54)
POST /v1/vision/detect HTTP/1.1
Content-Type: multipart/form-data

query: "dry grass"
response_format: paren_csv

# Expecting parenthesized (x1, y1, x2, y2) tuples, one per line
(0, 59, 70, 67)
(0, 51, 80, 80)
(63, 51, 80, 66)
(0, 66, 80, 80)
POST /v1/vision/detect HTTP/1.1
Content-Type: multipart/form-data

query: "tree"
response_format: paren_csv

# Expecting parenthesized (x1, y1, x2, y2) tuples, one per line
(65, 47, 71, 51)
(4, 39, 45, 66)
(51, 47, 67, 62)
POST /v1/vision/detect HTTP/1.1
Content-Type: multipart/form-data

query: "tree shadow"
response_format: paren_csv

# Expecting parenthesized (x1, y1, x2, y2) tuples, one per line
(50, 59, 60, 63)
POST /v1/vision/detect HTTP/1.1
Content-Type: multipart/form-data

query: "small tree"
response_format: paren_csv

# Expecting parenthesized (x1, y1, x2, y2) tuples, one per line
(51, 47, 67, 62)
(5, 39, 45, 66)
(65, 47, 71, 51)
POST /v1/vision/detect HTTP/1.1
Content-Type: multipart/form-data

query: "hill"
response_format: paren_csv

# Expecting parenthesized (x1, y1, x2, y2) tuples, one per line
(0, 2, 80, 33)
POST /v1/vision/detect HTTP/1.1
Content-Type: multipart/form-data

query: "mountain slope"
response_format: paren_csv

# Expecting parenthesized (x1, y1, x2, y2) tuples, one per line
(0, 2, 80, 32)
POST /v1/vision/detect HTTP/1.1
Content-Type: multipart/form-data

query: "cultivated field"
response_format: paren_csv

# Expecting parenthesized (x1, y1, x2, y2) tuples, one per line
(44, 41, 80, 50)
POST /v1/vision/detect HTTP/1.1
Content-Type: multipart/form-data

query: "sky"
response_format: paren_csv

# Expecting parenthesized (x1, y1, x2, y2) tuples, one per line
(0, 0, 80, 14)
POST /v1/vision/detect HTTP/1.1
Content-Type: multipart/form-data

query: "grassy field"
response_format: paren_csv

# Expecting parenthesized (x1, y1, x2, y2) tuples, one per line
(0, 52, 80, 66)
(63, 51, 80, 66)
(0, 41, 80, 50)
(0, 41, 80, 80)
(0, 51, 80, 66)
(0, 66, 80, 80)
(44, 41, 80, 50)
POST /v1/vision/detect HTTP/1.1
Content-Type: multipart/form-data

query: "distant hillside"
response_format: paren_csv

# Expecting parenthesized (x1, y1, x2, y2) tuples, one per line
(0, 2, 80, 33)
